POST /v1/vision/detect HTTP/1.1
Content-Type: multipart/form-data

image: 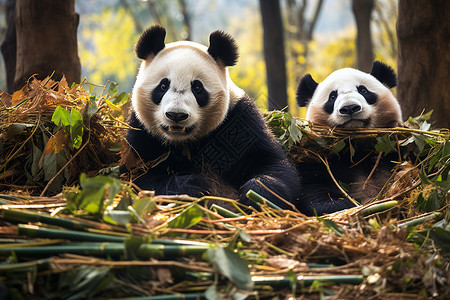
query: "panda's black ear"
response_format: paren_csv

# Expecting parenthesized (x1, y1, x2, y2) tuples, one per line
(207, 30, 239, 66)
(296, 74, 318, 107)
(135, 25, 166, 60)
(370, 61, 397, 88)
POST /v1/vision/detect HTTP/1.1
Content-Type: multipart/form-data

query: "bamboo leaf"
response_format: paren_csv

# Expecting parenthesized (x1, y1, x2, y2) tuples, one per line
(168, 205, 203, 229)
(52, 106, 71, 128)
(70, 108, 84, 149)
(208, 246, 253, 291)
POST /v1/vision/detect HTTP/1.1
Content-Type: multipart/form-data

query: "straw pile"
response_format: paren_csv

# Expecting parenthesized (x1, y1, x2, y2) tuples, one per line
(0, 79, 449, 299)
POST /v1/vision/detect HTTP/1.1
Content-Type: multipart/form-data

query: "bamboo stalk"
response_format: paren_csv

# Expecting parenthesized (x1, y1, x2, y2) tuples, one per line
(246, 190, 283, 210)
(17, 224, 126, 243)
(398, 212, 442, 228)
(137, 244, 209, 259)
(115, 294, 206, 300)
(210, 204, 241, 218)
(252, 274, 364, 288)
(1, 209, 96, 230)
(358, 200, 398, 215)
(0, 258, 51, 272)
(0, 242, 125, 257)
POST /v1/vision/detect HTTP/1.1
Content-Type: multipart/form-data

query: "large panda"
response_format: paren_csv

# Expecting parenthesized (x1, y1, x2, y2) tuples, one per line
(123, 25, 300, 209)
(295, 61, 403, 215)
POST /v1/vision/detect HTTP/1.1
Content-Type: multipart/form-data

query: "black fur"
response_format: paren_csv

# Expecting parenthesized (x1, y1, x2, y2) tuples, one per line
(370, 61, 397, 88)
(357, 85, 377, 105)
(125, 97, 300, 209)
(296, 74, 318, 107)
(296, 139, 397, 215)
(135, 25, 166, 60)
(207, 31, 239, 66)
(191, 80, 209, 107)
(152, 78, 170, 104)
(324, 90, 338, 114)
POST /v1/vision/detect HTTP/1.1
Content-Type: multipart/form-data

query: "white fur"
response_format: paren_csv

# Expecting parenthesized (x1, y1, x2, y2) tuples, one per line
(132, 41, 244, 143)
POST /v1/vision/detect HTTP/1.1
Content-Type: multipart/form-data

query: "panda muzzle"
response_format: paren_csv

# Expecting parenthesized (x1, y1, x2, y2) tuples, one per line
(168, 126, 186, 133)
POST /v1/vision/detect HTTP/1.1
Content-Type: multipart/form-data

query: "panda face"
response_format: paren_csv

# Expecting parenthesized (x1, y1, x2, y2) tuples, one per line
(133, 45, 230, 142)
(132, 26, 242, 143)
(297, 62, 402, 128)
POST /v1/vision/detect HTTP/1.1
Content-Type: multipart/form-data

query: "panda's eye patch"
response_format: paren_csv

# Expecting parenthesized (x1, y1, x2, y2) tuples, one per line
(192, 81, 203, 94)
(191, 80, 209, 107)
(159, 78, 169, 91)
(329, 91, 337, 101)
(357, 85, 368, 95)
(324, 90, 337, 114)
(357, 85, 377, 104)
(151, 78, 170, 105)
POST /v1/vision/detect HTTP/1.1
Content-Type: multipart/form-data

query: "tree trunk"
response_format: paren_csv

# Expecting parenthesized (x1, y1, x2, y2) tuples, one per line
(13, 0, 81, 90)
(259, 0, 288, 110)
(1, 0, 16, 93)
(352, 0, 374, 72)
(397, 0, 450, 128)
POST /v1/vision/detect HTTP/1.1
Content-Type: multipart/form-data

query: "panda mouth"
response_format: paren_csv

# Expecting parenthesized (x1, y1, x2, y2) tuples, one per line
(161, 125, 194, 135)
(340, 118, 371, 128)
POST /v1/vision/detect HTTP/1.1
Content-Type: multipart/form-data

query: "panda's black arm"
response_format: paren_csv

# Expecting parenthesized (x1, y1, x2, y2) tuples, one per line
(296, 163, 356, 215)
(225, 98, 301, 209)
(297, 183, 355, 215)
(238, 156, 301, 210)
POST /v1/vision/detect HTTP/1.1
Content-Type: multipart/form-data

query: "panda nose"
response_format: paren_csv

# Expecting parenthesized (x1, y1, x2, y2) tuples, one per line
(165, 112, 189, 123)
(339, 104, 361, 115)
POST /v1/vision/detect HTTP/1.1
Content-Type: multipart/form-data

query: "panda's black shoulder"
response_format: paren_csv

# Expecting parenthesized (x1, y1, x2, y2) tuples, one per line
(125, 111, 167, 161)
(226, 96, 268, 129)
(222, 96, 283, 153)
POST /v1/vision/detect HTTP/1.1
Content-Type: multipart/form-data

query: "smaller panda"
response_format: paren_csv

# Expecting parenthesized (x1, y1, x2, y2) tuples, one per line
(123, 25, 300, 209)
(295, 61, 403, 215)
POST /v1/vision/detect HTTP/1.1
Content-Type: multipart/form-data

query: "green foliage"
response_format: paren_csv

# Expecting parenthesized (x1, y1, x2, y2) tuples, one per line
(375, 134, 396, 155)
(168, 204, 203, 229)
(207, 246, 254, 291)
(52, 106, 84, 150)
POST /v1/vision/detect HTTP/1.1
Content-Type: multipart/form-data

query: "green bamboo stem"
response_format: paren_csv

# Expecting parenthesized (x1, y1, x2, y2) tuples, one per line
(246, 190, 283, 210)
(0, 243, 209, 259)
(0, 242, 125, 257)
(252, 274, 364, 288)
(137, 244, 209, 259)
(398, 212, 442, 228)
(210, 204, 241, 218)
(358, 200, 398, 215)
(18, 224, 125, 243)
(1, 209, 95, 230)
(0, 258, 51, 272)
(116, 294, 206, 300)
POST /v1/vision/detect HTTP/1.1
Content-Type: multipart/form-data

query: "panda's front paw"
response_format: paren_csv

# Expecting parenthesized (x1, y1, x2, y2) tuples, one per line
(164, 174, 212, 197)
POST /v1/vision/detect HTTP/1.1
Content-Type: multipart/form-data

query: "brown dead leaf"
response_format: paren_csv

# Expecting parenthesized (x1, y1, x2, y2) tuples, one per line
(44, 130, 69, 155)
(0, 90, 12, 107)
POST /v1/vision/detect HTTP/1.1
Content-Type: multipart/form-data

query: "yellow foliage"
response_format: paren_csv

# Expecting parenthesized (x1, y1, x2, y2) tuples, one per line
(79, 8, 139, 88)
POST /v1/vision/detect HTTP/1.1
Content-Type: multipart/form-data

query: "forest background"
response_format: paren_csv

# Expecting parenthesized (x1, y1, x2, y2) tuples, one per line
(0, 0, 448, 126)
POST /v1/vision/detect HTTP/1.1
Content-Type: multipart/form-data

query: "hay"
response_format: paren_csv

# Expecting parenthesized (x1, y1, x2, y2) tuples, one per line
(0, 79, 449, 299)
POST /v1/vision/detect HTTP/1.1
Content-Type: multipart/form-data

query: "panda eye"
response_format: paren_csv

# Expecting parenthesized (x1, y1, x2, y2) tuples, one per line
(328, 91, 337, 102)
(191, 80, 204, 94)
(159, 78, 170, 91)
(358, 85, 368, 95)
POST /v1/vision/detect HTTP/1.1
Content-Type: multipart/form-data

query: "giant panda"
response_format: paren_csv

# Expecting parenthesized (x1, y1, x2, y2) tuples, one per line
(123, 25, 300, 209)
(295, 61, 403, 215)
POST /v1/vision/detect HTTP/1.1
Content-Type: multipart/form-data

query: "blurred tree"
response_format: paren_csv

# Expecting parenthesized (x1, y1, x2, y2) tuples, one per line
(397, 0, 450, 128)
(259, 0, 288, 110)
(1, 0, 81, 91)
(352, 0, 374, 72)
(285, 0, 323, 80)
(0, 0, 15, 93)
